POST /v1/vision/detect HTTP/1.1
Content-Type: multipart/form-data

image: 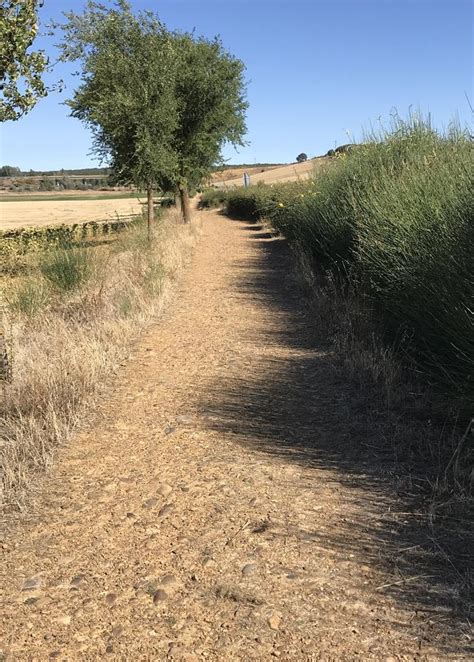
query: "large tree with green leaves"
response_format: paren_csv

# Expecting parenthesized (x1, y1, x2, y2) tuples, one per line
(59, 0, 179, 238)
(59, 1, 248, 228)
(0, 0, 48, 121)
(172, 34, 248, 222)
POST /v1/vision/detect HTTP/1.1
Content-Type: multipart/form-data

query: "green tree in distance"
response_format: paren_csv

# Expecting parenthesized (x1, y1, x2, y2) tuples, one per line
(59, 0, 179, 238)
(0, 0, 48, 121)
(0, 164, 21, 176)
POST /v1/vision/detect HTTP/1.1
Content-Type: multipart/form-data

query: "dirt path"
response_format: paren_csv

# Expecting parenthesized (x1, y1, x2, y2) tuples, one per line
(0, 210, 469, 660)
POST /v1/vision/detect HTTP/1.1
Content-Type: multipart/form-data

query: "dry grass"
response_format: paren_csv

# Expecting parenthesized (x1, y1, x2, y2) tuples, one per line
(0, 207, 198, 511)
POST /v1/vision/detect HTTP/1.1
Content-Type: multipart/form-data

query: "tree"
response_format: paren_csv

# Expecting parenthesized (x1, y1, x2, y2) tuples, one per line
(296, 153, 308, 163)
(59, 1, 248, 228)
(172, 34, 248, 222)
(59, 1, 179, 239)
(0, 0, 48, 121)
(0, 164, 21, 176)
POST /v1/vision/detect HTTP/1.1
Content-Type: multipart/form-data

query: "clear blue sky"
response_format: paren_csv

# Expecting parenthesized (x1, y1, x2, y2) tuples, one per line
(1, 0, 472, 170)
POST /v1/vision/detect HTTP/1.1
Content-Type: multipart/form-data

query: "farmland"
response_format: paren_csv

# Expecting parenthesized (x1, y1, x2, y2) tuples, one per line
(0, 191, 145, 229)
(212, 157, 324, 188)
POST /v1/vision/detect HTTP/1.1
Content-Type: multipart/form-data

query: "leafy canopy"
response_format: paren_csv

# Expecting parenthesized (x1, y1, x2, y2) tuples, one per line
(59, 1, 248, 196)
(173, 33, 248, 189)
(60, 0, 179, 191)
(0, 0, 48, 121)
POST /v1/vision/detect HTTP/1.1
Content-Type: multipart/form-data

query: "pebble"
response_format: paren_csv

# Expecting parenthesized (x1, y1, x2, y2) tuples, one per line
(159, 574, 176, 586)
(157, 483, 173, 497)
(71, 574, 85, 586)
(268, 612, 282, 631)
(105, 593, 117, 606)
(22, 576, 42, 591)
(242, 563, 257, 576)
(56, 615, 71, 626)
(164, 426, 176, 435)
(143, 497, 158, 509)
(158, 503, 174, 518)
(153, 589, 168, 603)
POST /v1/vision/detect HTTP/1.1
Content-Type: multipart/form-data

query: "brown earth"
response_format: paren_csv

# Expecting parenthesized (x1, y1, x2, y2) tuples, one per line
(0, 208, 470, 660)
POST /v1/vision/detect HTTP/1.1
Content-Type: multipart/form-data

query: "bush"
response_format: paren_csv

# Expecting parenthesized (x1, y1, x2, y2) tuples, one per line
(223, 116, 474, 406)
(199, 188, 229, 209)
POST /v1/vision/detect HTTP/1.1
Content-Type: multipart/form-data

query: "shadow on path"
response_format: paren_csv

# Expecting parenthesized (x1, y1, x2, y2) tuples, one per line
(199, 216, 472, 655)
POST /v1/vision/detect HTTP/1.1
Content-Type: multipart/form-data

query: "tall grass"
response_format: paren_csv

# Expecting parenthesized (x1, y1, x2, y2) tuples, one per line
(213, 117, 473, 408)
(39, 247, 95, 292)
(0, 208, 198, 510)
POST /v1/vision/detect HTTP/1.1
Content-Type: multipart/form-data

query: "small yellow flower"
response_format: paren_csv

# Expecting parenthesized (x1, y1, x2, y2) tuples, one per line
(278, 202, 284, 208)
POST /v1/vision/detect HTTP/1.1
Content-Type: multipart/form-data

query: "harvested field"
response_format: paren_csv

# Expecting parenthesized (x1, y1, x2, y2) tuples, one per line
(214, 157, 329, 188)
(0, 195, 146, 229)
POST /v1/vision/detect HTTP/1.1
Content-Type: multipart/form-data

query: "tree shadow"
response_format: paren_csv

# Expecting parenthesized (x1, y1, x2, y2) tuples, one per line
(198, 217, 473, 655)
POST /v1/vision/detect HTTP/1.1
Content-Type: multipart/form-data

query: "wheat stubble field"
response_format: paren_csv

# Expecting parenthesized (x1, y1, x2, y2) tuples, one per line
(0, 194, 144, 229)
(0, 204, 470, 659)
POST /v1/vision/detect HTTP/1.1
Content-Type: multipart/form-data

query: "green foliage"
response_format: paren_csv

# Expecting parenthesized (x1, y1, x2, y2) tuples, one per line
(0, 0, 48, 121)
(59, 1, 248, 219)
(199, 188, 229, 209)
(0, 164, 21, 176)
(0, 216, 135, 272)
(60, 1, 178, 194)
(296, 153, 308, 162)
(39, 247, 93, 293)
(173, 33, 248, 192)
(223, 117, 474, 405)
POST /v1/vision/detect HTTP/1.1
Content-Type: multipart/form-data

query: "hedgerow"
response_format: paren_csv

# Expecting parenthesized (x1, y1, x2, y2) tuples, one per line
(213, 117, 473, 407)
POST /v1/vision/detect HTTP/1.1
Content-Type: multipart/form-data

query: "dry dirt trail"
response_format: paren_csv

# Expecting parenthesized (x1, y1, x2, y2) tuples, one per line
(0, 209, 469, 660)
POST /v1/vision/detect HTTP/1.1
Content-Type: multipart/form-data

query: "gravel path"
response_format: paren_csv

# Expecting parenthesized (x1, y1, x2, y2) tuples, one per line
(0, 209, 468, 659)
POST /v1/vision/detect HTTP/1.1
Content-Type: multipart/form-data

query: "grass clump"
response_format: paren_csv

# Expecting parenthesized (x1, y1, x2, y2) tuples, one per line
(39, 247, 94, 293)
(6, 278, 50, 317)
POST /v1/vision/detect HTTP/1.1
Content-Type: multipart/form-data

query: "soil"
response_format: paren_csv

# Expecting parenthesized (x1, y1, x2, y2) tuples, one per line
(0, 208, 470, 660)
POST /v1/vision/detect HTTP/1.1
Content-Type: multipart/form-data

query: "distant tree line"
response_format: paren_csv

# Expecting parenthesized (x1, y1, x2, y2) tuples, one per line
(0, 165, 111, 178)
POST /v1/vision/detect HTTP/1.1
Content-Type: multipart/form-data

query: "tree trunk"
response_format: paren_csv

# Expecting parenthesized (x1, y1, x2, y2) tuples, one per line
(147, 185, 154, 241)
(174, 185, 181, 210)
(179, 184, 192, 224)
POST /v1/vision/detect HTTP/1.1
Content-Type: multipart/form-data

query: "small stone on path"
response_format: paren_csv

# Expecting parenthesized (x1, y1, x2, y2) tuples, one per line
(153, 589, 168, 603)
(22, 576, 42, 591)
(242, 563, 257, 576)
(268, 612, 282, 631)
(158, 503, 174, 518)
(157, 483, 173, 497)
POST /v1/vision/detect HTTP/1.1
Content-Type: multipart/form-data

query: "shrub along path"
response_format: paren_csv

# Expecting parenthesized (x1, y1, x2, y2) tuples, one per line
(0, 209, 469, 659)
